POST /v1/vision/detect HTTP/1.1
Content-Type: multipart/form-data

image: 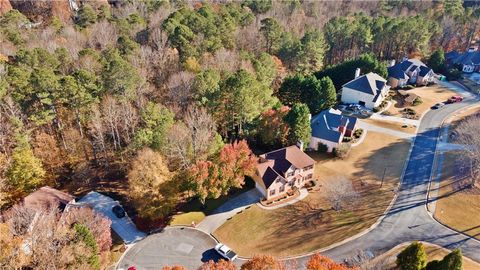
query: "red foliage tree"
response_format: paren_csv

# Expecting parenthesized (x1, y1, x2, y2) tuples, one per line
(240, 255, 287, 270)
(163, 266, 187, 270)
(306, 254, 359, 270)
(257, 106, 290, 147)
(198, 259, 237, 270)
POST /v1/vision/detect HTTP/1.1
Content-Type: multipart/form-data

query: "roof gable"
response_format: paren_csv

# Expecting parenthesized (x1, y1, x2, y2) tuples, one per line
(342, 72, 387, 96)
(311, 109, 357, 143)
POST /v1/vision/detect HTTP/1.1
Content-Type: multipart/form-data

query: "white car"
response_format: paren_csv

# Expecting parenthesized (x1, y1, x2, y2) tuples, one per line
(214, 243, 238, 261)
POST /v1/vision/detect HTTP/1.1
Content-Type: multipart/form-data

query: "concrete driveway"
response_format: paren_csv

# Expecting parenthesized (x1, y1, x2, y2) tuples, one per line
(117, 227, 222, 270)
(78, 191, 146, 244)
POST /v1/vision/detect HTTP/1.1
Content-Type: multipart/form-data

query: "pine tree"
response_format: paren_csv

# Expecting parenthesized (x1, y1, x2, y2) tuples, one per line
(396, 242, 427, 270)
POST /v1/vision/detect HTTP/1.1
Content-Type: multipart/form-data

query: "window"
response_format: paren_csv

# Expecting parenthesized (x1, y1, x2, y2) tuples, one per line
(305, 174, 313, 180)
(279, 185, 285, 193)
(270, 189, 276, 196)
(303, 165, 313, 171)
(287, 172, 294, 177)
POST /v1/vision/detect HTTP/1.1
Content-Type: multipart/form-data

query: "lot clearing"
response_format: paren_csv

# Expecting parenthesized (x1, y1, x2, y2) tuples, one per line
(384, 85, 456, 119)
(214, 132, 411, 257)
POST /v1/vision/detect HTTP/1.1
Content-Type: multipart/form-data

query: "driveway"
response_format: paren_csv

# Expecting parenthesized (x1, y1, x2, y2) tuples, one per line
(117, 227, 222, 270)
(196, 189, 261, 234)
(78, 191, 146, 244)
(357, 120, 415, 139)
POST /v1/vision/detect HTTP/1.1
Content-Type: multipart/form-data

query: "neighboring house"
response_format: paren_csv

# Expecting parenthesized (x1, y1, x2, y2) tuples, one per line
(387, 58, 435, 87)
(341, 71, 390, 109)
(77, 191, 146, 244)
(308, 108, 357, 152)
(254, 146, 315, 200)
(23, 186, 75, 213)
(448, 49, 480, 73)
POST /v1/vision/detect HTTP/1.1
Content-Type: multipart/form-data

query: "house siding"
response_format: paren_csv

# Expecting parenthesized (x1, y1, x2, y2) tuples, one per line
(309, 136, 340, 152)
(341, 87, 386, 109)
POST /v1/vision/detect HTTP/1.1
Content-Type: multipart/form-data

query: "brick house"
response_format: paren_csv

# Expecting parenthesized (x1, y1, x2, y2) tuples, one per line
(253, 146, 315, 200)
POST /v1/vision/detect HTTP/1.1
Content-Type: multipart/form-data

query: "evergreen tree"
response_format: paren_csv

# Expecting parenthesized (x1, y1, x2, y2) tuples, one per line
(428, 48, 446, 73)
(260, 18, 283, 54)
(396, 242, 427, 270)
(284, 103, 311, 147)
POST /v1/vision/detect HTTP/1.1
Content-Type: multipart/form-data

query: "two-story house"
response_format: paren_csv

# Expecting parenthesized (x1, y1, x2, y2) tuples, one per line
(254, 145, 315, 200)
(308, 108, 358, 152)
(340, 71, 390, 109)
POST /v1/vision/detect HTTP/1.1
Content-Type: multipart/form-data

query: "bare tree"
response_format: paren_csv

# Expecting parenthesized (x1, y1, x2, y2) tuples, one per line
(165, 122, 192, 169)
(453, 113, 480, 187)
(87, 21, 118, 50)
(88, 105, 108, 164)
(101, 96, 122, 150)
(166, 71, 195, 110)
(322, 176, 360, 211)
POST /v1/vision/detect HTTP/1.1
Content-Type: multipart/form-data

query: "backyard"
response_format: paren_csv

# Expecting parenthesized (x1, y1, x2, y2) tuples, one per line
(214, 132, 411, 257)
(384, 85, 456, 118)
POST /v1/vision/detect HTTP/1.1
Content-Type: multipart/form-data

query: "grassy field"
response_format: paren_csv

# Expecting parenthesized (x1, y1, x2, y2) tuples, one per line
(385, 85, 456, 118)
(363, 242, 480, 270)
(214, 132, 411, 257)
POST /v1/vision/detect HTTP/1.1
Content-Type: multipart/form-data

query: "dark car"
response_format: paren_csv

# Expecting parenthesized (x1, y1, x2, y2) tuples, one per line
(112, 205, 126, 218)
(431, 102, 445, 110)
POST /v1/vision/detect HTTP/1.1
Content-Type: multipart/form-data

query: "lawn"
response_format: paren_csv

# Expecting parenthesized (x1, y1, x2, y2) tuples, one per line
(213, 132, 411, 257)
(385, 85, 456, 118)
(433, 151, 480, 240)
(362, 242, 480, 270)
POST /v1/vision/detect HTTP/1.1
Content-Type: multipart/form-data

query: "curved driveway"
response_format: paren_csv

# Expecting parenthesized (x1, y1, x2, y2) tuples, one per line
(119, 82, 480, 269)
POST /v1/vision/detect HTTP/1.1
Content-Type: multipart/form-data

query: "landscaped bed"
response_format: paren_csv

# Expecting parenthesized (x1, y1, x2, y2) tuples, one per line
(213, 132, 411, 257)
(384, 85, 456, 118)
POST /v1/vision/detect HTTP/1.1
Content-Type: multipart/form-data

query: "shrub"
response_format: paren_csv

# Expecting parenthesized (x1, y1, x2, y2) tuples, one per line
(412, 97, 423, 106)
(333, 143, 351, 159)
(342, 136, 352, 142)
(317, 143, 328, 153)
(396, 242, 427, 270)
(373, 107, 380, 113)
(354, 128, 363, 138)
(403, 85, 415, 90)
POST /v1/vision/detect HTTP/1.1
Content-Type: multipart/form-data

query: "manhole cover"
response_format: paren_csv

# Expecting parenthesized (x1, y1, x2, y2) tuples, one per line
(176, 243, 194, 254)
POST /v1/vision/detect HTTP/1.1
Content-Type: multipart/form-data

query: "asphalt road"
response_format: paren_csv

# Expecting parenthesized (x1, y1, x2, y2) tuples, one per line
(118, 82, 480, 269)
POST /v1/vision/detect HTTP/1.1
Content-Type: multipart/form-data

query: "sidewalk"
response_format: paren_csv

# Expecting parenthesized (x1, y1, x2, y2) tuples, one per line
(257, 188, 309, 210)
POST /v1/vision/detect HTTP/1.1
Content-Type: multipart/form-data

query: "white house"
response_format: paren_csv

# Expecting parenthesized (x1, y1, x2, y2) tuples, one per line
(308, 108, 358, 152)
(387, 58, 435, 87)
(340, 71, 390, 109)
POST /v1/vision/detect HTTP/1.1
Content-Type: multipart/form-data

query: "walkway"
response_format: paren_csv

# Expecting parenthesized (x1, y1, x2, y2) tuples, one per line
(196, 189, 261, 234)
(357, 121, 415, 139)
(257, 188, 309, 210)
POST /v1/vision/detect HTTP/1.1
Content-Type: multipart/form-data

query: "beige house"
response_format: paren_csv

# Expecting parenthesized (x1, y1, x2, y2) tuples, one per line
(387, 58, 434, 88)
(340, 71, 390, 109)
(254, 146, 315, 200)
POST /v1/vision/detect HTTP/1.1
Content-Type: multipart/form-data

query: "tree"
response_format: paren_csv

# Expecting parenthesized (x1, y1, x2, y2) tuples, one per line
(427, 48, 446, 73)
(298, 29, 328, 73)
(396, 242, 427, 270)
(163, 266, 187, 270)
(243, 0, 272, 14)
(322, 176, 358, 211)
(6, 135, 45, 196)
(307, 253, 358, 270)
(439, 249, 462, 270)
(241, 255, 286, 270)
(73, 223, 100, 270)
(128, 148, 178, 219)
(453, 113, 480, 187)
(198, 259, 237, 270)
(76, 4, 98, 28)
(260, 18, 283, 54)
(284, 103, 311, 147)
(102, 50, 142, 99)
(133, 102, 175, 151)
(257, 106, 290, 147)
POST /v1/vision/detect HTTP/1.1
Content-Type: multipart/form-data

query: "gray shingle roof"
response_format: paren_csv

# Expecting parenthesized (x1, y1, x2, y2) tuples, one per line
(342, 72, 387, 95)
(311, 108, 357, 143)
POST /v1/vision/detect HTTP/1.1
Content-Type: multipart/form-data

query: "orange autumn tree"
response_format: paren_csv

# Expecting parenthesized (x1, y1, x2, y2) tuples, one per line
(241, 255, 287, 270)
(187, 140, 256, 205)
(163, 266, 187, 270)
(198, 259, 236, 270)
(306, 254, 359, 270)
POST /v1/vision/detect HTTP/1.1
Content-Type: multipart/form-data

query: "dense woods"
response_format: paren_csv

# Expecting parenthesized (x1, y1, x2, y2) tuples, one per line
(1, 0, 480, 242)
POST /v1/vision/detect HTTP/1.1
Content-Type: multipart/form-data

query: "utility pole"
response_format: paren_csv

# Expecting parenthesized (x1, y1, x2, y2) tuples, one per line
(381, 167, 387, 188)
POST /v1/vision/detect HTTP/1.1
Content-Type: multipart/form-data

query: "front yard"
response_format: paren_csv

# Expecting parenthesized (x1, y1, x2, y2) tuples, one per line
(384, 85, 456, 118)
(213, 132, 411, 257)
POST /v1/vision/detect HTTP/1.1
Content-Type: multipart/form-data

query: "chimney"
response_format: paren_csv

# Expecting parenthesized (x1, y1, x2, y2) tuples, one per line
(389, 60, 396, 67)
(354, 68, 361, 78)
(296, 141, 304, 151)
(308, 113, 312, 122)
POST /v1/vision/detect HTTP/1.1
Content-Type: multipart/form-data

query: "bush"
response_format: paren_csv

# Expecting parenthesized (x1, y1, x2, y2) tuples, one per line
(396, 242, 427, 270)
(412, 97, 423, 106)
(342, 136, 352, 142)
(317, 143, 328, 153)
(333, 143, 351, 159)
(373, 107, 380, 113)
(354, 128, 363, 138)
(445, 68, 462, 81)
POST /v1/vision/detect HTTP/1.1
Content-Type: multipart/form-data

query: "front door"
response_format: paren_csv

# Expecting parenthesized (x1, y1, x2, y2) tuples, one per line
(359, 101, 366, 106)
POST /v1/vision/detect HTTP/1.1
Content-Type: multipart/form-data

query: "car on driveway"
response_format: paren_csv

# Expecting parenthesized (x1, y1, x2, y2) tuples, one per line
(112, 205, 126, 218)
(432, 102, 445, 110)
(447, 95, 463, 103)
(214, 243, 238, 261)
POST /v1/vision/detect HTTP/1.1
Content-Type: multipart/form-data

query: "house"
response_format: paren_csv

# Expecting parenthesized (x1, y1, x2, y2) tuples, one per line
(23, 186, 75, 213)
(448, 49, 480, 73)
(308, 108, 357, 152)
(387, 58, 435, 87)
(340, 70, 390, 109)
(254, 146, 315, 200)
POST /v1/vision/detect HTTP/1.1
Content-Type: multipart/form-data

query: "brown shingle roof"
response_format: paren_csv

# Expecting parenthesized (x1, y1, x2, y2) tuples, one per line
(23, 186, 75, 212)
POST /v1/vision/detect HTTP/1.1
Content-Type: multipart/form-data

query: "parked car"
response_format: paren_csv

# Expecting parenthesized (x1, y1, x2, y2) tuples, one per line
(447, 95, 463, 103)
(112, 205, 126, 218)
(214, 243, 238, 261)
(432, 102, 445, 110)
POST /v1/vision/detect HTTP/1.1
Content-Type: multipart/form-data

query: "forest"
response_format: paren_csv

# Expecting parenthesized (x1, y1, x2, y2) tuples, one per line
(0, 0, 479, 233)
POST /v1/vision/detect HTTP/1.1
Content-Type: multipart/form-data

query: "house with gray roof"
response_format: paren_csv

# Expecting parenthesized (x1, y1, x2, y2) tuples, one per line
(254, 146, 315, 200)
(387, 58, 434, 87)
(448, 49, 480, 73)
(308, 108, 358, 152)
(340, 71, 390, 109)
